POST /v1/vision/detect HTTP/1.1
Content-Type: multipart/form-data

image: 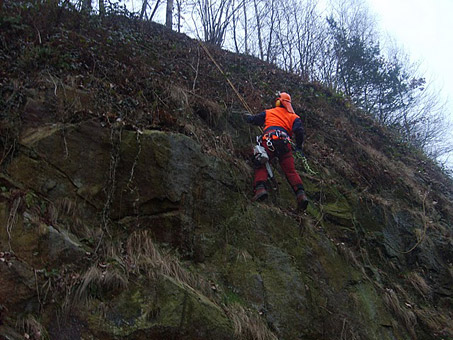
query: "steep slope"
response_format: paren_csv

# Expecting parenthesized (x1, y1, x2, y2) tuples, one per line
(1, 3, 452, 340)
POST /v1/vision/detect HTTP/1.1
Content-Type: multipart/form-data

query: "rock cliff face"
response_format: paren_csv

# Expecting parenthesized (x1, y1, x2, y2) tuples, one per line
(1, 4, 452, 340)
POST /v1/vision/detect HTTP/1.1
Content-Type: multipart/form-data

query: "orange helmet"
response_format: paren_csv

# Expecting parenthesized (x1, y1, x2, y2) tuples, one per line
(275, 92, 295, 113)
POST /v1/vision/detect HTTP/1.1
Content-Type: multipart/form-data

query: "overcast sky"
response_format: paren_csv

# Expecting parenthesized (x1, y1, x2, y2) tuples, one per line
(366, 0, 453, 164)
(127, 0, 452, 114)
(125, 0, 453, 164)
(367, 2, 453, 114)
(367, 0, 453, 97)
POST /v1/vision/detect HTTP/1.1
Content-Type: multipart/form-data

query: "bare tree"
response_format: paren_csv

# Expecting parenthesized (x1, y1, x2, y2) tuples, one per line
(139, 0, 164, 21)
(242, 0, 248, 54)
(140, 0, 149, 19)
(81, 0, 92, 11)
(292, 0, 324, 80)
(166, 0, 174, 28)
(190, 0, 243, 46)
(175, 0, 184, 32)
(233, 0, 277, 61)
(99, 0, 105, 16)
(273, 0, 298, 72)
(231, 0, 240, 53)
(232, 0, 250, 54)
(252, 0, 264, 59)
(397, 75, 450, 158)
(265, 0, 276, 62)
(233, 0, 324, 70)
(328, 0, 377, 43)
(150, 0, 163, 20)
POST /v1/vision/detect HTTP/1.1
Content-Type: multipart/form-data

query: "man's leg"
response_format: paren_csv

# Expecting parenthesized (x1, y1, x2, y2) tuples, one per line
(252, 142, 274, 201)
(279, 151, 308, 210)
(253, 166, 268, 201)
(279, 151, 303, 190)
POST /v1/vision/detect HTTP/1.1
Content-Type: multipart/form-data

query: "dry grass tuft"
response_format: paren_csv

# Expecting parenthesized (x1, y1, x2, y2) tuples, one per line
(192, 97, 223, 127)
(77, 264, 128, 299)
(226, 303, 278, 340)
(383, 288, 417, 339)
(6, 196, 22, 252)
(236, 249, 252, 263)
(62, 263, 128, 314)
(406, 272, 431, 299)
(17, 314, 46, 340)
(126, 231, 277, 339)
(166, 85, 191, 115)
(51, 197, 94, 239)
(126, 231, 212, 298)
(414, 307, 453, 338)
(54, 197, 79, 218)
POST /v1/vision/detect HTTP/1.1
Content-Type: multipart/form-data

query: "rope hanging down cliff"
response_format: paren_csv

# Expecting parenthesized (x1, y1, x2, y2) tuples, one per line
(198, 41, 254, 116)
(198, 41, 317, 177)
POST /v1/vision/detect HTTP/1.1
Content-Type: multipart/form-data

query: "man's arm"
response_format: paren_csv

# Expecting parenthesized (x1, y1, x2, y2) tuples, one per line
(292, 118, 304, 149)
(245, 111, 266, 126)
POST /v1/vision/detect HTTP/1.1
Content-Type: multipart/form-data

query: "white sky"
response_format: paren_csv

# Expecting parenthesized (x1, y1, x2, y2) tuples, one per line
(366, 0, 453, 165)
(367, 0, 453, 86)
(127, 0, 453, 115)
(367, 0, 453, 150)
(125, 0, 453, 164)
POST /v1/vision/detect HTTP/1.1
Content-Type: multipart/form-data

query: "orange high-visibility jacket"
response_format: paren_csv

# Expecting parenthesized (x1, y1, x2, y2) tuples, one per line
(246, 107, 304, 147)
(263, 107, 299, 137)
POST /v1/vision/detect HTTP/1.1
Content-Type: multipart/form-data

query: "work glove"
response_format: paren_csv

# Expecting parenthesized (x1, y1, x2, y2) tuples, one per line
(244, 114, 254, 123)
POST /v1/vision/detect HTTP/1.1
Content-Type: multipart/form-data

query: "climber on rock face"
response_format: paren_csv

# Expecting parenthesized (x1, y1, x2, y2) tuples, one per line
(245, 91, 309, 211)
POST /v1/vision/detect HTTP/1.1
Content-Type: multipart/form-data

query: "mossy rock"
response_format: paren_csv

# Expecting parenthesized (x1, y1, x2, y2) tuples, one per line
(84, 277, 234, 340)
(0, 202, 85, 268)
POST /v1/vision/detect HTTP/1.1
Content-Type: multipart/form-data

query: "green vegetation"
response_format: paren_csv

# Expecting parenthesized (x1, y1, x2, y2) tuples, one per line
(0, 2, 452, 340)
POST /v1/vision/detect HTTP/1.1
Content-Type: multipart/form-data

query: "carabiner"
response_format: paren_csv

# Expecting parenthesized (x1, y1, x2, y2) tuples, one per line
(266, 139, 275, 152)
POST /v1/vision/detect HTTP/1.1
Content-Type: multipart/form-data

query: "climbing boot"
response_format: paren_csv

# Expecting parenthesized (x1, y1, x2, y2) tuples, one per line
(253, 184, 268, 202)
(296, 189, 309, 211)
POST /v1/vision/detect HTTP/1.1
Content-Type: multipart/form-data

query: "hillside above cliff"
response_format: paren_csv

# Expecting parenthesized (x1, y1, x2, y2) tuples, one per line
(1, 3, 452, 340)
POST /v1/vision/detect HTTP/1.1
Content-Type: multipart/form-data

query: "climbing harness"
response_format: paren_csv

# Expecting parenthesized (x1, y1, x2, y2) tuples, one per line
(261, 130, 290, 153)
(199, 40, 318, 178)
(200, 40, 279, 187)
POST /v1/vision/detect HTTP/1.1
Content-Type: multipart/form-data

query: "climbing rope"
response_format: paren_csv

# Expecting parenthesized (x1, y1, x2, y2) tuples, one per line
(198, 41, 254, 116)
(300, 154, 318, 175)
(199, 40, 318, 176)
(199, 40, 261, 146)
(399, 192, 429, 254)
(290, 141, 318, 175)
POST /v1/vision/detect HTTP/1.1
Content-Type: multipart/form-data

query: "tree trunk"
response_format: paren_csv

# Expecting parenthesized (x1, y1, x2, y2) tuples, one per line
(140, 0, 148, 20)
(150, 0, 162, 21)
(81, 0, 92, 12)
(99, 0, 105, 16)
(232, 0, 239, 53)
(176, 0, 182, 32)
(253, 0, 263, 59)
(166, 0, 174, 29)
(266, 0, 275, 62)
(243, 0, 248, 54)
